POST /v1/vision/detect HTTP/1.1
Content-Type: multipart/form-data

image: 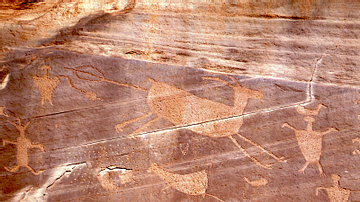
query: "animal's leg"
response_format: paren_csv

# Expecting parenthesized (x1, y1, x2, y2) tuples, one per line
(26, 165, 42, 175)
(236, 133, 287, 162)
(5, 165, 20, 173)
(298, 162, 309, 174)
(161, 185, 171, 192)
(115, 112, 153, 133)
(317, 162, 326, 177)
(321, 127, 338, 135)
(228, 136, 272, 169)
(128, 117, 161, 139)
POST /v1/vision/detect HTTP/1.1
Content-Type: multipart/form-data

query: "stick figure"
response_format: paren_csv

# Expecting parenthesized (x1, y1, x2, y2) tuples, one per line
(3, 118, 45, 175)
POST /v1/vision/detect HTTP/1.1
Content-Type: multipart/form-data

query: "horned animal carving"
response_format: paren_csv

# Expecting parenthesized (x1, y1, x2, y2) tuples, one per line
(2, 118, 45, 175)
(116, 75, 286, 169)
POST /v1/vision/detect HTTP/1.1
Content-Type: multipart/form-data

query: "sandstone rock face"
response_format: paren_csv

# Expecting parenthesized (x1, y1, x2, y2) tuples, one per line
(1, 1, 360, 202)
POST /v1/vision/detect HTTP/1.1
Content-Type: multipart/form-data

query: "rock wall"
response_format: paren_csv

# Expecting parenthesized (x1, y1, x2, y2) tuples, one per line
(1, 1, 360, 202)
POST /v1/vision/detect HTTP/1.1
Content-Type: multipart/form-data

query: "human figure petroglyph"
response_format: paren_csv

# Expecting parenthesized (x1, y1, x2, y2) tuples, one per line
(243, 176, 268, 187)
(282, 116, 338, 176)
(117, 76, 286, 169)
(316, 174, 360, 202)
(148, 163, 224, 202)
(2, 118, 45, 175)
(352, 138, 360, 155)
(33, 65, 60, 106)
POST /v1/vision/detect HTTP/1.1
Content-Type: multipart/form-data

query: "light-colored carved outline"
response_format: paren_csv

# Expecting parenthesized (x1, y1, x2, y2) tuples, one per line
(33, 65, 60, 106)
(352, 138, 360, 155)
(316, 174, 360, 202)
(116, 76, 286, 169)
(1, 106, 9, 117)
(3, 118, 45, 175)
(148, 163, 224, 202)
(33, 63, 145, 106)
(243, 176, 268, 187)
(282, 104, 338, 176)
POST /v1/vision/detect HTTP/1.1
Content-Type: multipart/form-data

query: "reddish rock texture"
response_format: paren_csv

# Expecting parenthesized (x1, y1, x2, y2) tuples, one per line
(1, 1, 360, 202)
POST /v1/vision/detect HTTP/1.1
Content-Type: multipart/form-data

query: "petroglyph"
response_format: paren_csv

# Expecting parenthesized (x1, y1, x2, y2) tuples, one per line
(2, 118, 45, 175)
(118, 169, 134, 185)
(97, 170, 117, 191)
(97, 166, 134, 191)
(243, 176, 268, 187)
(148, 163, 224, 201)
(282, 104, 338, 176)
(63, 66, 146, 92)
(34, 64, 145, 105)
(296, 103, 327, 116)
(33, 65, 60, 106)
(117, 76, 286, 169)
(352, 138, 360, 155)
(0, 66, 10, 90)
(355, 95, 360, 119)
(1, 106, 9, 117)
(316, 174, 360, 202)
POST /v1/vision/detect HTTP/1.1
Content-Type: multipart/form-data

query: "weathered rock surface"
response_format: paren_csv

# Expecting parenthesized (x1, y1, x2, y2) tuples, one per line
(1, 1, 360, 202)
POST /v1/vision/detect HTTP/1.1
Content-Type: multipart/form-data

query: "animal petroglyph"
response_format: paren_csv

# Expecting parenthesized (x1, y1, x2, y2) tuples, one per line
(63, 66, 146, 92)
(352, 138, 360, 155)
(117, 76, 286, 169)
(3, 118, 45, 175)
(33, 64, 145, 106)
(296, 103, 327, 116)
(148, 163, 224, 202)
(1, 106, 9, 117)
(316, 174, 360, 202)
(282, 116, 338, 176)
(33, 65, 60, 106)
(243, 176, 268, 187)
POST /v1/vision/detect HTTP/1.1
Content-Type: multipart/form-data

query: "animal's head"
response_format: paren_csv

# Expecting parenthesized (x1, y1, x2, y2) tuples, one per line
(236, 86, 264, 100)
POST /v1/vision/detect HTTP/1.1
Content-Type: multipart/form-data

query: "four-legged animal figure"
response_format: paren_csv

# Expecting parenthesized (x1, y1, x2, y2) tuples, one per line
(3, 118, 45, 175)
(116, 76, 286, 169)
(282, 116, 338, 176)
